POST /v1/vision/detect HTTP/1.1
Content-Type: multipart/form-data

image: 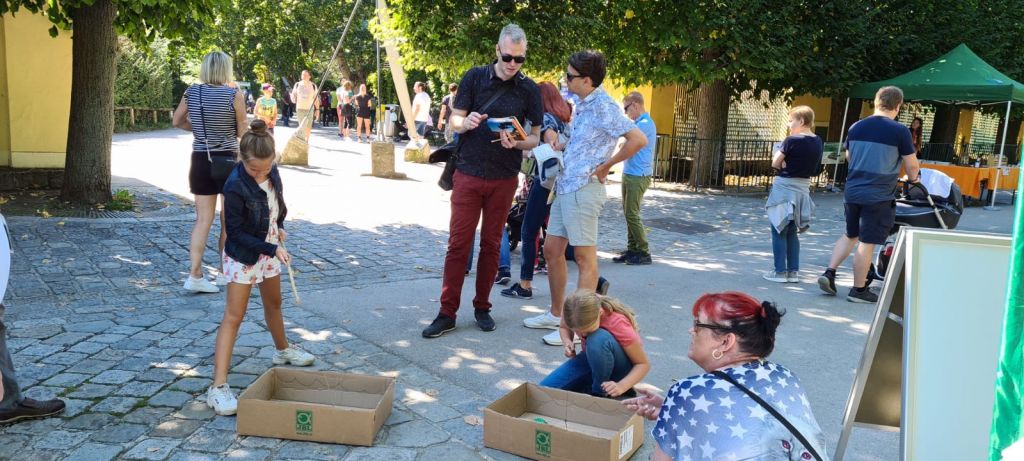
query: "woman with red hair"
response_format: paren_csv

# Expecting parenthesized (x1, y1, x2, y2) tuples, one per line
(500, 81, 571, 302)
(622, 292, 828, 461)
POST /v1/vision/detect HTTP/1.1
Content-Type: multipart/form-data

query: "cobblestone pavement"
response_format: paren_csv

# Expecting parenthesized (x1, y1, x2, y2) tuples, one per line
(0, 125, 1014, 460)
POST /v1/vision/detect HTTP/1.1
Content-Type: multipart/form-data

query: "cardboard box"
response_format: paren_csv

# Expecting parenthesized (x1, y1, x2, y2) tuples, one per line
(484, 383, 644, 461)
(237, 368, 394, 446)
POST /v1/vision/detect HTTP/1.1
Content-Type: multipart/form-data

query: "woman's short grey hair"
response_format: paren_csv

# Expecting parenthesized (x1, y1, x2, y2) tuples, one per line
(200, 51, 234, 86)
(498, 23, 527, 46)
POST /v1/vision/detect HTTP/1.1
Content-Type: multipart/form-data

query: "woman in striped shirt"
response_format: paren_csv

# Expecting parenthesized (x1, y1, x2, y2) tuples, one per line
(172, 51, 248, 294)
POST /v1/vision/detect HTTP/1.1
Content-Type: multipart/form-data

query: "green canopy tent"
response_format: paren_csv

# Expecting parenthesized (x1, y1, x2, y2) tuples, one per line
(830, 44, 1024, 208)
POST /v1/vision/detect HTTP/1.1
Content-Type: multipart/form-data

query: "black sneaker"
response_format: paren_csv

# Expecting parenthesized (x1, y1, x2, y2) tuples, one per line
(847, 287, 878, 304)
(597, 276, 611, 295)
(422, 314, 456, 338)
(0, 398, 66, 425)
(612, 251, 632, 263)
(625, 253, 653, 265)
(494, 270, 511, 285)
(501, 283, 533, 300)
(474, 309, 496, 332)
(817, 270, 837, 296)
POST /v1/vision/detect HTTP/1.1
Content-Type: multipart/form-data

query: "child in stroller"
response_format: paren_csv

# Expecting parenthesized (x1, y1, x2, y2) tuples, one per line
(868, 168, 964, 284)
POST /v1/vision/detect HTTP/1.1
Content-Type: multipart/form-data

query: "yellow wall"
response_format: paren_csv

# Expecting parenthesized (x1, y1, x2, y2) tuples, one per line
(2, 12, 72, 168)
(956, 109, 973, 144)
(0, 18, 8, 167)
(604, 82, 675, 135)
(791, 95, 831, 129)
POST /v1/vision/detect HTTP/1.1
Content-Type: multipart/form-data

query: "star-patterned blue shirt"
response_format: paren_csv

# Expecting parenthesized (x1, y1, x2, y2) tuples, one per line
(653, 360, 828, 461)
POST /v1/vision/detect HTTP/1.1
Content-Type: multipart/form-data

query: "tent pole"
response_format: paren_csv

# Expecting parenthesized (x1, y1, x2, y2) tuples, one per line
(830, 97, 851, 192)
(986, 101, 1012, 210)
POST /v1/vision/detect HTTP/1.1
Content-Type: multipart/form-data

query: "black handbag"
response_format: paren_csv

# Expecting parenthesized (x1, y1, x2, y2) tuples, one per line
(430, 83, 512, 191)
(198, 85, 238, 183)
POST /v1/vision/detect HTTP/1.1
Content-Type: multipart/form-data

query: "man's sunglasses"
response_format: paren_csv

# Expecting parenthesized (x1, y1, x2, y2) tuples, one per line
(500, 54, 527, 64)
(565, 72, 584, 82)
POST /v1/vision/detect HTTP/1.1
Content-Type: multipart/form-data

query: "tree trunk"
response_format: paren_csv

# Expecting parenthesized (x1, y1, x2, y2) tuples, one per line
(827, 98, 861, 142)
(691, 79, 729, 188)
(930, 104, 960, 144)
(60, 0, 117, 205)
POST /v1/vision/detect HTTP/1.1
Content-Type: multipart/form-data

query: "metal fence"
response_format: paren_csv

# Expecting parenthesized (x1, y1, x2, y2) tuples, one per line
(651, 135, 844, 192)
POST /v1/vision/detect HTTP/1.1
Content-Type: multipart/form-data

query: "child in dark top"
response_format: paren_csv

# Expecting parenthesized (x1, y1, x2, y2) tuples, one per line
(205, 119, 314, 416)
(764, 106, 823, 283)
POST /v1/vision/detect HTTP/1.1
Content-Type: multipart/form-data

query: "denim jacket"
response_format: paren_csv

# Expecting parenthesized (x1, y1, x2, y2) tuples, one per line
(223, 162, 288, 266)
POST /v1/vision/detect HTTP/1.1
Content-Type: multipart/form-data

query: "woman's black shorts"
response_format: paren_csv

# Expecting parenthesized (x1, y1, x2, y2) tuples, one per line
(189, 150, 237, 195)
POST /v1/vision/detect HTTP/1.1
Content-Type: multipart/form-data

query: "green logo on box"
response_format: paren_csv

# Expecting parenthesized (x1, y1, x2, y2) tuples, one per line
(296, 410, 313, 435)
(535, 429, 551, 457)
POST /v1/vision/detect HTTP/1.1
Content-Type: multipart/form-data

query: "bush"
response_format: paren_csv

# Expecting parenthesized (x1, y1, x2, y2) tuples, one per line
(115, 37, 174, 110)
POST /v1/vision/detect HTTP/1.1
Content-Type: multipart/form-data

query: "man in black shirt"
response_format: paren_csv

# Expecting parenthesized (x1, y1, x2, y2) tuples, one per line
(422, 23, 543, 338)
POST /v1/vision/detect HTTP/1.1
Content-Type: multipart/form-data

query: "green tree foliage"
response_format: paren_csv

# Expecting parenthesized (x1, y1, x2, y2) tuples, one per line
(193, 0, 378, 87)
(115, 37, 174, 109)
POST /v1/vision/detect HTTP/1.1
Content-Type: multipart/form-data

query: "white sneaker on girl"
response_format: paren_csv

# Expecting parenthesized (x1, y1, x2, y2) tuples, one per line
(272, 345, 315, 366)
(206, 384, 237, 416)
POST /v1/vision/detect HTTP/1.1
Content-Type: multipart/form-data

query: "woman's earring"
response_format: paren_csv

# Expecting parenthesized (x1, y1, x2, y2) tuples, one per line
(712, 349, 723, 360)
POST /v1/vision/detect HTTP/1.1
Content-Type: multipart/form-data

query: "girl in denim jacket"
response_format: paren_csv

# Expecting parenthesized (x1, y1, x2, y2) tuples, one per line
(205, 119, 314, 415)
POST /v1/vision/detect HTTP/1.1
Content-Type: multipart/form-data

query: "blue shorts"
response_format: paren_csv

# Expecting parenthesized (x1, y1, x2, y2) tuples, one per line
(844, 200, 895, 245)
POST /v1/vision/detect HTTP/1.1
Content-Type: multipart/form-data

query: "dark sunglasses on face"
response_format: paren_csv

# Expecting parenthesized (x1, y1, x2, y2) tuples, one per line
(624, 103, 634, 113)
(500, 54, 526, 64)
(565, 72, 584, 82)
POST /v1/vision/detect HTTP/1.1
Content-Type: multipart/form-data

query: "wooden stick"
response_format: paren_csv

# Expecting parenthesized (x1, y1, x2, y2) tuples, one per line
(280, 242, 301, 304)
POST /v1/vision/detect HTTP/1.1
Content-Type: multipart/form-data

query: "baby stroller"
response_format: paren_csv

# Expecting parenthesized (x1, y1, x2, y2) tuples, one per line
(867, 169, 964, 284)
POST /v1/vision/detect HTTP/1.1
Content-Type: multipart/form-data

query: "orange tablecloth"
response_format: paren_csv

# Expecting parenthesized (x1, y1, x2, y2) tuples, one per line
(915, 164, 1019, 198)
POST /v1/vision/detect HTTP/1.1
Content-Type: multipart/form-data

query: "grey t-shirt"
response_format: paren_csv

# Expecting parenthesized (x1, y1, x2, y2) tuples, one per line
(843, 115, 916, 204)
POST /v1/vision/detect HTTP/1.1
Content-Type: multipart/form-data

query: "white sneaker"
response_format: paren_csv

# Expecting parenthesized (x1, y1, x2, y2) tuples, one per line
(184, 276, 219, 293)
(272, 345, 315, 366)
(786, 271, 799, 283)
(523, 312, 561, 330)
(542, 330, 581, 346)
(206, 384, 237, 416)
(214, 274, 228, 286)
(762, 271, 789, 283)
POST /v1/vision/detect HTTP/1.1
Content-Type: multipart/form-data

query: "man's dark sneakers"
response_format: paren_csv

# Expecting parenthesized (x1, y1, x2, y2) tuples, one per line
(597, 276, 611, 295)
(625, 253, 653, 265)
(475, 309, 496, 332)
(847, 287, 878, 304)
(494, 270, 511, 285)
(817, 270, 837, 295)
(0, 398, 66, 425)
(612, 251, 632, 263)
(422, 314, 456, 338)
(501, 282, 534, 299)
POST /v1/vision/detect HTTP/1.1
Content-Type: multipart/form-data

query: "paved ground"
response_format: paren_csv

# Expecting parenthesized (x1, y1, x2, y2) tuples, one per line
(0, 122, 1015, 461)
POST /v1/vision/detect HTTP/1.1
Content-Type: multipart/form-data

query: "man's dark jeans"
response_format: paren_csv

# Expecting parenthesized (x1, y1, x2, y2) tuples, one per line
(440, 170, 517, 319)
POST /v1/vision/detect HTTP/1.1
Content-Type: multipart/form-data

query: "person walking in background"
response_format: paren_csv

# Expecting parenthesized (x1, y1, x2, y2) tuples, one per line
(206, 120, 314, 416)
(290, 70, 319, 140)
(438, 83, 458, 143)
(615, 91, 657, 266)
(279, 77, 294, 127)
(908, 116, 924, 153)
(540, 50, 646, 346)
(420, 23, 543, 339)
(412, 81, 432, 138)
(318, 90, 331, 127)
(338, 81, 354, 139)
(763, 106, 822, 283)
(172, 51, 248, 293)
(254, 83, 278, 134)
(355, 84, 374, 143)
(818, 86, 921, 303)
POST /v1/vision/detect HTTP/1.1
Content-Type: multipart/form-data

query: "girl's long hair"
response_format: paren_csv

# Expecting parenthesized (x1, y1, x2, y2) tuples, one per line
(563, 291, 639, 332)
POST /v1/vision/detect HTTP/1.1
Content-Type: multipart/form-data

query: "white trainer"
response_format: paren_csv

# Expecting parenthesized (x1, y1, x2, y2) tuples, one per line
(786, 271, 799, 283)
(523, 312, 561, 330)
(184, 276, 219, 293)
(272, 345, 315, 366)
(206, 384, 237, 416)
(762, 271, 789, 283)
(542, 329, 581, 346)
